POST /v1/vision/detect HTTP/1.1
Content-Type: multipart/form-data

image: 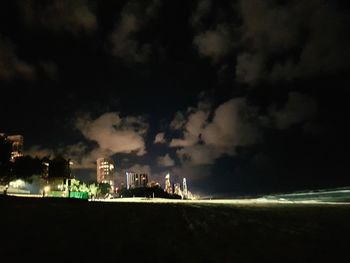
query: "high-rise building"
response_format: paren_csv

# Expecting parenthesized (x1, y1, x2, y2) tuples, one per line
(165, 173, 172, 194)
(174, 183, 182, 197)
(126, 172, 148, 189)
(96, 158, 115, 188)
(1, 134, 24, 161)
(182, 178, 188, 199)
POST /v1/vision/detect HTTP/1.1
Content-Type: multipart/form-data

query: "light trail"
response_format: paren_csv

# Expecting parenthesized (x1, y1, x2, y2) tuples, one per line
(3, 193, 350, 205)
(90, 197, 350, 205)
(6, 193, 43, 198)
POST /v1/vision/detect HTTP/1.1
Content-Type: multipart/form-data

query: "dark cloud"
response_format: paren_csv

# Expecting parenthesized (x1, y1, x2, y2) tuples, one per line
(239, 0, 350, 84)
(269, 92, 318, 130)
(19, 0, 96, 33)
(235, 52, 265, 85)
(110, 0, 161, 63)
(191, 0, 350, 84)
(0, 36, 35, 80)
(25, 146, 54, 159)
(190, 0, 212, 29)
(191, 1, 234, 62)
(38, 61, 59, 80)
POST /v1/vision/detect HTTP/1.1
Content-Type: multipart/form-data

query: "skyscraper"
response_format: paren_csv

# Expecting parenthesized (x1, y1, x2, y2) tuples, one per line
(96, 158, 115, 189)
(182, 178, 188, 199)
(126, 172, 148, 189)
(165, 173, 172, 194)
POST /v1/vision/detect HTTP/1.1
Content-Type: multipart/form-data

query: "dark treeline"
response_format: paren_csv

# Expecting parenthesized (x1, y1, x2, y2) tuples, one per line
(0, 136, 71, 183)
(119, 186, 182, 199)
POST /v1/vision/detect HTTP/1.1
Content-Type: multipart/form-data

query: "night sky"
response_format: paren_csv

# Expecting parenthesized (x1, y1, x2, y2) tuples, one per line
(1, 0, 350, 196)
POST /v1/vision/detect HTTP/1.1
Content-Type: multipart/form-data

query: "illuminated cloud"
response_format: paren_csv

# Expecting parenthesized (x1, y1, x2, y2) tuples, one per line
(126, 164, 151, 175)
(170, 97, 259, 165)
(25, 146, 54, 159)
(59, 142, 97, 169)
(76, 112, 148, 156)
(202, 98, 259, 147)
(157, 153, 175, 167)
(27, 112, 149, 171)
(169, 109, 208, 147)
(193, 25, 231, 62)
(154, 132, 166, 144)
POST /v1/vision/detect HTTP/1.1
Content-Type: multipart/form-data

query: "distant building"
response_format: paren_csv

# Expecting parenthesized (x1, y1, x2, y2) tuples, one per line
(182, 178, 188, 199)
(126, 172, 148, 189)
(147, 180, 160, 188)
(42, 159, 50, 179)
(164, 173, 172, 194)
(0, 134, 24, 162)
(96, 158, 115, 188)
(174, 183, 182, 197)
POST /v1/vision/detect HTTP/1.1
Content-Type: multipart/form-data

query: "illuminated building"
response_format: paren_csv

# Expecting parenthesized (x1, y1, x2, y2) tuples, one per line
(96, 158, 115, 189)
(182, 178, 188, 199)
(7, 135, 24, 161)
(164, 173, 172, 194)
(147, 180, 160, 188)
(126, 172, 148, 189)
(0, 133, 24, 162)
(174, 183, 182, 197)
(42, 161, 49, 179)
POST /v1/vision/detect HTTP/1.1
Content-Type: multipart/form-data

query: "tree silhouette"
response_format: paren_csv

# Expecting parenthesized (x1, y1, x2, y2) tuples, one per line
(12, 156, 43, 179)
(118, 186, 182, 199)
(0, 135, 13, 183)
(48, 155, 71, 179)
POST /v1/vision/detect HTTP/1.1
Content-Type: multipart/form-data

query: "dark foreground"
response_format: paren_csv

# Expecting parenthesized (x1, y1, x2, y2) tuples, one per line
(0, 196, 349, 262)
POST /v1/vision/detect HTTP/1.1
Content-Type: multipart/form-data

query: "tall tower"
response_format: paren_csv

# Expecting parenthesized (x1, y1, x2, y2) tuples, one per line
(182, 178, 188, 199)
(164, 173, 172, 194)
(96, 158, 115, 191)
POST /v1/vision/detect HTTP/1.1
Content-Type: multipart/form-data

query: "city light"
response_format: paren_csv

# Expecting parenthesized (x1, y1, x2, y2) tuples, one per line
(44, 186, 50, 193)
(9, 179, 26, 189)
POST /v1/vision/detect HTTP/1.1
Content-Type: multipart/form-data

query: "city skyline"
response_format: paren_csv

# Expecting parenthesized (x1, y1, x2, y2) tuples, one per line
(1, 0, 350, 196)
(0, 131, 193, 198)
